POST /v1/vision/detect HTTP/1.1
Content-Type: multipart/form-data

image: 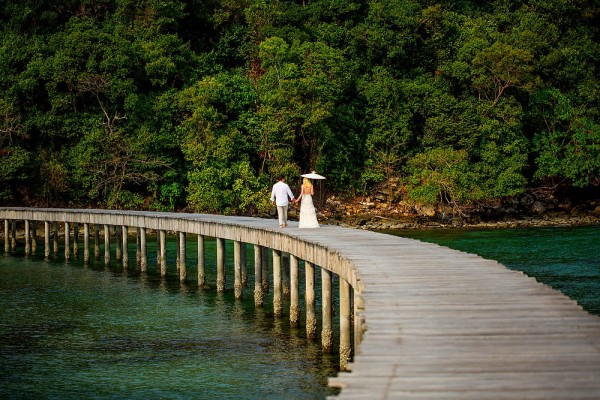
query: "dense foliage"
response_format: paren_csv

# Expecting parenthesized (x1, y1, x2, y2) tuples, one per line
(1, 0, 598, 214)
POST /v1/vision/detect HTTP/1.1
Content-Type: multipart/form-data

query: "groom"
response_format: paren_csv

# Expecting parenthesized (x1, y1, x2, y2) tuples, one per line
(270, 176, 295, 228)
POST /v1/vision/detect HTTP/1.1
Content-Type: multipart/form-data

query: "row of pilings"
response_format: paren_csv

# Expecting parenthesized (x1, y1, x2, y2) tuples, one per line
(1, 211, 358, 371)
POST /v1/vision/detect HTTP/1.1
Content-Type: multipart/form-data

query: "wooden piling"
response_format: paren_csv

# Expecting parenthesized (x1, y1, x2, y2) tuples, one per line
(140, 227, 147, 272)
(254, 244, 263, 307)
(64, 222, 70, 261)
(53, 222, 59, 256)
(73, 222, 79, 258)
(241, 242, 247, 288)
(122, 226, 128, 268)
(83, 223, 90, 263)
(156, 230, 161, 271)
(104, 225, 110, 265)
(216, 238, 225, 292)
(197, 234, 205, 287)
(321, 268, 333, 353)
(290, 254, 299, 327)
(94, 225, 100, 261)
(273, 249, 282, 317)
(159, 230, 167, 277)
(31, 221, 37, 254)
(179, 231, 186, 282)
(44, 221, 50, 258)
(305, 261, 316, 339)
(175, 232, 180, 274)
(282, 253, 290, 299)
(24, 220, 30, 256)
(115, 226, 122, 262)
(339, 278, 351, 371)
(261, 246, 269, 293)
(234, 240, 242, 299)
(10, 221, 16, 251)
(4, 220, 8, 253)
(136, 228, 141, 267)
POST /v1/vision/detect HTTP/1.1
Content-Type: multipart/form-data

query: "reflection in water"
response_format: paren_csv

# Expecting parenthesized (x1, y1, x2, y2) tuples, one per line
(0, 235, 341, 399)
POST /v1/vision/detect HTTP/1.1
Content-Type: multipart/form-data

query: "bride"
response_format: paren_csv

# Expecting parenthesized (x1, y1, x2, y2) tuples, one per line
(295, 178, 319, 228)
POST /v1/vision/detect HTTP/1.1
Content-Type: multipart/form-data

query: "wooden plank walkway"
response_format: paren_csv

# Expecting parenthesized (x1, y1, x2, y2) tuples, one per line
(299, 225, 600, 400)
(2, 209, 599, 398)
(174, 214, 600, 399)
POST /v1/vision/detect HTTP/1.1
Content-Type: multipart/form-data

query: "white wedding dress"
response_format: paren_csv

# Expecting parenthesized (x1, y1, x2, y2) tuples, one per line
(298, 194, 319, 228)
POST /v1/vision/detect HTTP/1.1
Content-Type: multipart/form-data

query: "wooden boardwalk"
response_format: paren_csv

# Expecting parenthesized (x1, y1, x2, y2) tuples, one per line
(301, 225, 600, 399)
(177, 215, 600, 399)
(2, 208, 600, 398)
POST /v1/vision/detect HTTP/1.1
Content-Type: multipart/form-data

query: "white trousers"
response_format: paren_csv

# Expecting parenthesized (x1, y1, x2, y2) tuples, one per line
(277, 204, 289, 226)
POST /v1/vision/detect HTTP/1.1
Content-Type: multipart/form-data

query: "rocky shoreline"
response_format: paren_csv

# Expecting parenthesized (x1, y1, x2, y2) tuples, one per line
(311, 189, 600, 231)
(325, 212, 600, 231)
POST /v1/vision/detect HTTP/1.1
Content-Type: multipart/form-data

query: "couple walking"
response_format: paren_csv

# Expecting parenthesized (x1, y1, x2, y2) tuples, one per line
(270, 176, 319, 229)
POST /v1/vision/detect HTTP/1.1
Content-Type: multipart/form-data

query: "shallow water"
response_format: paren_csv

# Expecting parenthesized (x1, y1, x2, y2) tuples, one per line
(387, 225, 600, 315)
(0, 237, 340, 399)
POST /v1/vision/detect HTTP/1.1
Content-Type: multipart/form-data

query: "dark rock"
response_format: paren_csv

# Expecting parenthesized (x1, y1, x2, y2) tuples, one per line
(532, 201, 545, 214)
(520, 194, 534, 206)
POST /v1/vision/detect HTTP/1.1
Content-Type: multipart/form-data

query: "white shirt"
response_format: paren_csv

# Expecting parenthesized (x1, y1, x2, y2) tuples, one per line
(270, 181, 294, 206)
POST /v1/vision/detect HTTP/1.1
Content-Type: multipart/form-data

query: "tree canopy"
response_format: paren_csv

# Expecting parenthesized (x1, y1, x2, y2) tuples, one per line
(1, 0, 598, 214)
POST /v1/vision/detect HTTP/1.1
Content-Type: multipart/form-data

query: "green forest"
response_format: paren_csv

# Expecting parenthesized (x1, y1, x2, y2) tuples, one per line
(1, 0, 598, 216)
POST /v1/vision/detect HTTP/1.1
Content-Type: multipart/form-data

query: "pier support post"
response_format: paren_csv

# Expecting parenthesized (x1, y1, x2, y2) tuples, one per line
(156, 231, 161, 271)
(354, 292, 364, 353)
(4, 220, 8, 253)
(140, 228, 147, 272)
(104, 225, 110, 265)
(273, 249, 282, 317)
(197, 235, 205, 287)
(179, 231, 186, 282)
(10, 221, 16, 251)
(290, 255, 299, 327)
(31, 222, 37, 254)
(234, 240, 242, 299)
(175, 232, 180, 274)
(340, 278, 351, 371)
(24, 220, 30, 255)
(122, 226, 128, 268)
(115, 226, 122, 262)
(159, 230, 167, 277)
(83, 223, 90, 264)
(94, 225, 100, 261)
(261, 246, 269, 293)
(73, 223, 79, 259)
(254, 244, 263, 307)
(64, 222, 70, 261)
(44, 221, 50, 258)
(53, 222, 59, 256)
(305, 261, 316, 339)
(241, 243, 247, 288)
(321, 268, 333, 353)
(136, 228, 141, 267)
(216, 238, 225, 292)
(282, 253, 290, 299)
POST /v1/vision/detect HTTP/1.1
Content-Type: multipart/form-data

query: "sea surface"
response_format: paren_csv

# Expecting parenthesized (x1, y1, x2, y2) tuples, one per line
(388, 225, 600, 315)
(0, 238, 340, 399)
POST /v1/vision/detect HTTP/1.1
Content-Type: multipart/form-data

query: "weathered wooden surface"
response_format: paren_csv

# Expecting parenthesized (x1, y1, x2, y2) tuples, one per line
(1, 207, 599, 399)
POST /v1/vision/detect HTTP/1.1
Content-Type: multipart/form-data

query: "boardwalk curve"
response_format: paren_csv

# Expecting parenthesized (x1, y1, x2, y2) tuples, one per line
(1, 208, 599, 399)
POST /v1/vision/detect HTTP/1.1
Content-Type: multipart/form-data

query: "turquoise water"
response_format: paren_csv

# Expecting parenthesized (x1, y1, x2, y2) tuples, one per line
(388, 225, 600, 316)
(0, 237, 340, 399)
